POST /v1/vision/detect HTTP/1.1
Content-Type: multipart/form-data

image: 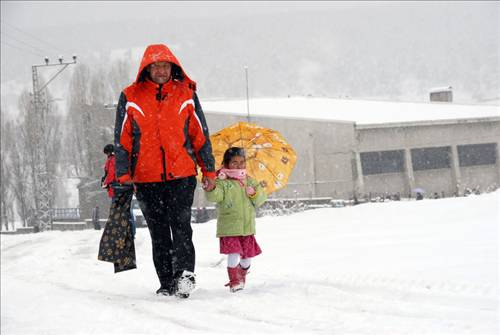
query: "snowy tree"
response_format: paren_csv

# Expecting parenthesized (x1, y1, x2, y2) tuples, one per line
(65, 64, 93, 178)
(65, 63, 115, 181)
(43, 90, 63, 207)
(0, 114, 16, 230)
(17, 90, 38, 223)
(7, 89, 63, 228)
(90, 65, 111, 105)
(108, 56, 132, 99)
(8, 120, 34, 227)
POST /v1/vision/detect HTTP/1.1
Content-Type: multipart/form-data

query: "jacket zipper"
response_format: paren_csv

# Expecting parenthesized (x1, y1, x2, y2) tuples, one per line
(156, 84, 167, 182)
(160, 146, 167, 182)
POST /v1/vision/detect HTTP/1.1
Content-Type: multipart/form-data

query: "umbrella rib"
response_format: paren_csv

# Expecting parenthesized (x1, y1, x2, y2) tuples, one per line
(256, 148, 297, 166)
(250, 133, 294, 153)
(238, 123, 243, 148)
(254, 147, 295, 156)
(238, 122, 249, 148)
(252, 157, 286, 184)
(248, 139, 295, 158)
(242, 129, 263, 148)
(247, 156, 257, 181)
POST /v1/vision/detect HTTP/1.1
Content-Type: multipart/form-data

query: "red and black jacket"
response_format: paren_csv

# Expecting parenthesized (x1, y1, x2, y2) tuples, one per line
(114, 44, 216, 183)
(103, 154, 116, 198)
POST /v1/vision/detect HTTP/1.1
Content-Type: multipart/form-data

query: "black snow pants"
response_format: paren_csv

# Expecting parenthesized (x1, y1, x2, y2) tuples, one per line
(135, 176, 196, 289)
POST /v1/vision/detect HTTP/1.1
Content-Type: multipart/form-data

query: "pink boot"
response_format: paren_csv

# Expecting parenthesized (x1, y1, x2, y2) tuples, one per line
(225, 267, 243, 292)
(237, 265, 249, 289)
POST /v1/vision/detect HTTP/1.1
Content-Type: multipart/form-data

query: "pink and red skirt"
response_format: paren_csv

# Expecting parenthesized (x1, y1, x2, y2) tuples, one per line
(219, 235, 262, 258)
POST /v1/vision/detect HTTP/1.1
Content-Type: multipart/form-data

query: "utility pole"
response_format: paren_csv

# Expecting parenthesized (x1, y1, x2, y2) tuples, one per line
(32, 55, 77, 231)
(244, 65, 250, 122)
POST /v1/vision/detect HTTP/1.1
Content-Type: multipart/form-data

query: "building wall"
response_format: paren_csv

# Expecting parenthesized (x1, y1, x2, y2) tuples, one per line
(413, 169, 454, 197)
(362, 173, 408, 196)
(357, 120, 499, 149)
(193, 113, 357, 206)
(460, 165, 499, 192)
(356, 120, 500, 197)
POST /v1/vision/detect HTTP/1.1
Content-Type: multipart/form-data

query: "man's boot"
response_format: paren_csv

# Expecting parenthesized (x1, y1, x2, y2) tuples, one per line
(175, 270, 196, 298)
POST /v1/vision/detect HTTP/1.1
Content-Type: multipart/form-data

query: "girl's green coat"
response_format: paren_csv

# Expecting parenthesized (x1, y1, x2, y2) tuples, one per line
(205, 177, 267, 237)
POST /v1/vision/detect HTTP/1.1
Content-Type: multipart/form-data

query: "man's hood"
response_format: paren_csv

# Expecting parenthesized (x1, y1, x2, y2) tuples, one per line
(135, 44, 196, 89)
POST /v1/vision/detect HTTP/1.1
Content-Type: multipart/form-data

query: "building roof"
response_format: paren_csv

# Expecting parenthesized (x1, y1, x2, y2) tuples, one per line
(202, 97, 500, 126)
(429, 86, 453, 93)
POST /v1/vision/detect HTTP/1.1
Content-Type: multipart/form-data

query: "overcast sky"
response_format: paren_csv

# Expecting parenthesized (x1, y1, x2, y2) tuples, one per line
(2, 1, 371, 28)
(1, 1, 499, 117)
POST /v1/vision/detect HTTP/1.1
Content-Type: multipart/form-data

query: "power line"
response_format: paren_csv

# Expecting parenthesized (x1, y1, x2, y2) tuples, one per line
(0, 40, 45, 58)
(2, 20, 65, 55)
(1, 30, 47, 55)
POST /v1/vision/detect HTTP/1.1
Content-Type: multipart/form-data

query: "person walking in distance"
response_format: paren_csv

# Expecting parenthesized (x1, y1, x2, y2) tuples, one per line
(101, 143, 136, 238)
(101, 144, 117, 199)
(114, 44, 216, 298)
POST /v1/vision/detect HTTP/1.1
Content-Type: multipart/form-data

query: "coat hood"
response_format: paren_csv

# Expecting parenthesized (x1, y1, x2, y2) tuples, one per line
(135, 44, 196, 90)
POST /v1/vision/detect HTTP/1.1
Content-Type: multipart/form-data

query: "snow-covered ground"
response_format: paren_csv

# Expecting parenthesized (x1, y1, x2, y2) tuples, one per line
(1, 192, 499, 334)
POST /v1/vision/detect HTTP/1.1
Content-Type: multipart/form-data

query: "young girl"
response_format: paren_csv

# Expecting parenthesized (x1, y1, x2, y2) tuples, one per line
(204, 147, 267, 292)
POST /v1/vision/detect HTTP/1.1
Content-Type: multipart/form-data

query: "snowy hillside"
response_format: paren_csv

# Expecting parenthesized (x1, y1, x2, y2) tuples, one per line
(1, 192, 499, 334)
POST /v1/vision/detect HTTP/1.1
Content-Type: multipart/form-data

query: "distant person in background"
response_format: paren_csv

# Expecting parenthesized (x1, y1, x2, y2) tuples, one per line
(416, 192, 424, 201)
(101, 144, 116, 198)
(101, 144, 136, 237)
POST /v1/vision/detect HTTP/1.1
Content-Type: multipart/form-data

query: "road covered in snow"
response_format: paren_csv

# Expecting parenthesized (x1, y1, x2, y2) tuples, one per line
(1, 192, 498, 334)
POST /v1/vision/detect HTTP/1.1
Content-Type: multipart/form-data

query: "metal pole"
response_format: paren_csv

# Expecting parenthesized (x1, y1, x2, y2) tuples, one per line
(31, 57, 76, 231)
(37, 64, 70, 93)
(244, 65, 250, 122)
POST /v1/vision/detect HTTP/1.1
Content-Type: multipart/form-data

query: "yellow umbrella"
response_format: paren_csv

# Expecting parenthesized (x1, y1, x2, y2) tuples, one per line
(206, 121, 297, 194)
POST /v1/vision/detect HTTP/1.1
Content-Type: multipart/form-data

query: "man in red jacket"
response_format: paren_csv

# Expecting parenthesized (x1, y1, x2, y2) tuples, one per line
(114, 44, 216, 298)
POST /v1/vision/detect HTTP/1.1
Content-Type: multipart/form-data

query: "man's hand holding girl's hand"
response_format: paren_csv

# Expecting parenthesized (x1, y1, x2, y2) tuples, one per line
(202, 176, 216, 192)
(245, 186, 256, 197)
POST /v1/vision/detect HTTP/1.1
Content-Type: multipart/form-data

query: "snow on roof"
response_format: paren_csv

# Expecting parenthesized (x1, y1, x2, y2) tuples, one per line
(429, 86, 453, 93)
(202, 97, 500, 126)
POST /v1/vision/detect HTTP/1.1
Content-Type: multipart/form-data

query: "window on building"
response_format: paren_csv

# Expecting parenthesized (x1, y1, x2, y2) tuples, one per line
(411, 146, 451, 171)
(458, 143, 497, 167)
(360, 150, 405, 175)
